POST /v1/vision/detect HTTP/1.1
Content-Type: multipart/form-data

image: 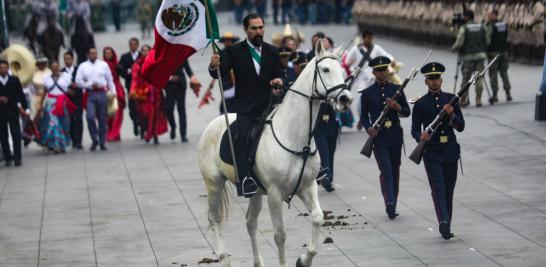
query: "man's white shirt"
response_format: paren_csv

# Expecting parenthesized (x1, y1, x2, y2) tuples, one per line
(75, 59, 116, 95)
(63, 65, 75, 77)
(0, 75, 8, 86)
(346, 44, 394, 91)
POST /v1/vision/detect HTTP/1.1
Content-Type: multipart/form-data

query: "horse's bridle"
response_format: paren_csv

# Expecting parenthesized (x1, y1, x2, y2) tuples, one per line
(287, 55, 350, 102)
(267, 55, 350, 205)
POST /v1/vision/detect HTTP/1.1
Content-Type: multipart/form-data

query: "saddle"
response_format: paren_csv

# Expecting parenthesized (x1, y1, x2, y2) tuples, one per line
(219, 117, 266, 167)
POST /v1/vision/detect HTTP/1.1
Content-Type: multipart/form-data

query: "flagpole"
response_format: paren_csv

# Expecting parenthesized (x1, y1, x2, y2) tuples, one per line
(204, 1, 240, 183)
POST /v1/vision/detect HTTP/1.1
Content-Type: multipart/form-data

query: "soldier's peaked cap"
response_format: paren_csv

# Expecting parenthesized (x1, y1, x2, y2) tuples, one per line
(369, 56, 391, 70)
(421, 62, 445, 79)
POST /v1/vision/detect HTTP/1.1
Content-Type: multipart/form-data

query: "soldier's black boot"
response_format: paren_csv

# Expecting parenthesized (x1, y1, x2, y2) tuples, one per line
(386, 203, 398, 220)
(506, 90, 512, 102)
(439, 221, 454, 240)
(242, 176, 258, 198)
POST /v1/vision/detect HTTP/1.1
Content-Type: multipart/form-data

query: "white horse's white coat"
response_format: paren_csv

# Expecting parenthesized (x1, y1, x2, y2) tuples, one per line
(197, 41, 353, 267)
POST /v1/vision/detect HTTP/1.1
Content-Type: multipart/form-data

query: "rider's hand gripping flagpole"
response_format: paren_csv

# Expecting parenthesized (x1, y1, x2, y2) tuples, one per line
(204, 1, 240, 183)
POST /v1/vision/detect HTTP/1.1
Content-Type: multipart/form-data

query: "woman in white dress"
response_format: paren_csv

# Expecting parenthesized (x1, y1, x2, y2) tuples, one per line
(37, 62, 76, 153)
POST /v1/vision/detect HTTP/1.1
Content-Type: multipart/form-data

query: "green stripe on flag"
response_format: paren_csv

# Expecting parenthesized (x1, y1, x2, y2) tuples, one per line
(205, 0, 219, 39)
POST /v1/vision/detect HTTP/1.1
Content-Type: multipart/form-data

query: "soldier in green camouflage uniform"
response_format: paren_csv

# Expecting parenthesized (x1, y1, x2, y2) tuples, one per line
(452, 10, 491, 107)
(485, 9, 512, 102)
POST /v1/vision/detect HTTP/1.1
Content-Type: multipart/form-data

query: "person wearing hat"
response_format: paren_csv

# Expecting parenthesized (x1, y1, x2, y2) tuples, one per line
(411, 62, 465, 240)
(360, 56, 410, 219)
(219, 32, 240, 46)
(32, 58, 52, 106)
(0, 59, 30, 166)
(278, 46, 297, 89)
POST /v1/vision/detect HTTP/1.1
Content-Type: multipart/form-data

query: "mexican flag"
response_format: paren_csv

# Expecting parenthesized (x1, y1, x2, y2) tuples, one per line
(141, 0, 219, 88)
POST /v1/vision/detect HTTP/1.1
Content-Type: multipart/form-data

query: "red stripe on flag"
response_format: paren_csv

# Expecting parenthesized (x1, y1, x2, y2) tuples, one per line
(141, 28, 197, 88)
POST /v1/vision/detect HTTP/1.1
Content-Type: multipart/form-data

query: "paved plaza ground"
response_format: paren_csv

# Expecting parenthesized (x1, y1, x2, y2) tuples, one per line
(1, 14, 545, 267)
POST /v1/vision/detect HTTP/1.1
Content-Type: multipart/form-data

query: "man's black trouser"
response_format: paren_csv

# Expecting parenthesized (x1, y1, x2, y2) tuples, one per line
(234, 113, 261, 195)
(373, 143, 402, 208)
(424, 159, 458, 224)
(69, 89, 84, 146)
(0, 115, 22, 162)
(164, 86, 187, 138)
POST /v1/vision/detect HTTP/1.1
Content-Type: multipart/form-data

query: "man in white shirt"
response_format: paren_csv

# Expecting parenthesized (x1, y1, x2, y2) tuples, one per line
(75, 47, 116, 151)
(345, 30, 396, 92)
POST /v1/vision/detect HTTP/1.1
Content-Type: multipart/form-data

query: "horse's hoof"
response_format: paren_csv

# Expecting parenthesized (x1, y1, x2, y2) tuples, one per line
(296, 258, 307, 267)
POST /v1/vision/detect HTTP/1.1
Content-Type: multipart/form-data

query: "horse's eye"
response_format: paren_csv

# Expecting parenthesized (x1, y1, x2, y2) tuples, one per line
(322, 67, 330, 73)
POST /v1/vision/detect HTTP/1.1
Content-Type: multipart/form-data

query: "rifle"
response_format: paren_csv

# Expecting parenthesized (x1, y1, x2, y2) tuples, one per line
(360, 50, 432, 157)
(345, 44, 374, 90)
(408, 55, 499, 165)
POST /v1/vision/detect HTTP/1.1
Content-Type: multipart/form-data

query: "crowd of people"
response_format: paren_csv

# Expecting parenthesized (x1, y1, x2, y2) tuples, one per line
(233, 0, 354, 25)
(353, 0, 545, 65)
(0, 37, 201, 167)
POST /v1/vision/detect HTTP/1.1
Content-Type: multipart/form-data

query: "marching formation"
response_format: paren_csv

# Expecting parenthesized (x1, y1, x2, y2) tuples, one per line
(352, 0, 545, 65)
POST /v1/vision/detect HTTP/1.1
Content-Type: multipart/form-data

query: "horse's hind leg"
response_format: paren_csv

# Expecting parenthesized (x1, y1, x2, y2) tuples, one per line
(268, 189, 287, 267)
(207, 175, 231, 266)
(246, 195, 265, 267)
(296, 183, 324, 267)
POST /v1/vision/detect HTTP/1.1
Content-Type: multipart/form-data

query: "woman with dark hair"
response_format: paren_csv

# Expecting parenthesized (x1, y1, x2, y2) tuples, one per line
(130, 45, 167, 144)
(103, 46, 126, 142)
(37, 61, 76, 153)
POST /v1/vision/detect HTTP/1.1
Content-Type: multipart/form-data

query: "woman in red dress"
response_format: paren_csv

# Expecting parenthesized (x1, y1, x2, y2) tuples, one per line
(103, 46, 126, 142)
(130, 45, 167, 144)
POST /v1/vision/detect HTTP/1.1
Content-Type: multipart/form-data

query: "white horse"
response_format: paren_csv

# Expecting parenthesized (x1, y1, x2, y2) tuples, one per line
(197, 40, 353, 267)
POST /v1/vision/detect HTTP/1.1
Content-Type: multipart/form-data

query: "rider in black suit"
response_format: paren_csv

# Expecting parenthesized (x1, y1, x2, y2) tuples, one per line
(0, 60, 29, 166)
(117, 38, 141, 136)
(209, 14, 283, 197)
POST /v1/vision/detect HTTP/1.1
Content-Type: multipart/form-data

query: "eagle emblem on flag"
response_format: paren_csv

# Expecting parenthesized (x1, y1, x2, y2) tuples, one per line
(161, 2, 200, 36)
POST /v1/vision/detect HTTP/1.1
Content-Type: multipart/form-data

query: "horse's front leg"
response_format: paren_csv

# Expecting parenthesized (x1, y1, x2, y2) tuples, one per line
(268, 189, 287, 267)
(296, 182, 323, 267)
(246, 195, 265, 267)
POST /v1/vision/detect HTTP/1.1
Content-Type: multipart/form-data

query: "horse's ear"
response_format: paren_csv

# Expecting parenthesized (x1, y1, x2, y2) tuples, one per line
(315, 39, 325, 58)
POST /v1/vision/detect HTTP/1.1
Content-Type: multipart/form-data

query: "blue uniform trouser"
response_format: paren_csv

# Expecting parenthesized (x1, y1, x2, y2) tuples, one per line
(373, 143, 402, 208)
(86, 91, 107, 145)
(540, 49, 546, 93)
(314, 131, 337, 182)
(424, 159, 458, 224)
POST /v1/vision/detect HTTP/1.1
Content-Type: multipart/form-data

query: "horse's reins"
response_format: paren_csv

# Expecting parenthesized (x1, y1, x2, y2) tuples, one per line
(266, 55, 349, 206)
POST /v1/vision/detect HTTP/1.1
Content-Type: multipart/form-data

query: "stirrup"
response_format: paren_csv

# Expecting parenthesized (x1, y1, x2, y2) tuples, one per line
(242, 176, 258, 196)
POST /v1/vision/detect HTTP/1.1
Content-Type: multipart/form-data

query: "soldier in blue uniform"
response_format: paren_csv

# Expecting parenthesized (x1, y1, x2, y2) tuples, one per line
(314, 102, 339, 192)
(360, 56, 410, 219)
(411, 62, 465, 240)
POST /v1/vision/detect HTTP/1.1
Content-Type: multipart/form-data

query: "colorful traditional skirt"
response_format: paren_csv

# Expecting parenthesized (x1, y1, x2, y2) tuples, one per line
(37, 96, 71, 151)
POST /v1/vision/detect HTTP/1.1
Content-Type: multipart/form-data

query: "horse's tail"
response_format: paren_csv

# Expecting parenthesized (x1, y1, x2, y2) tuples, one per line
(198, 115, 236, 226)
